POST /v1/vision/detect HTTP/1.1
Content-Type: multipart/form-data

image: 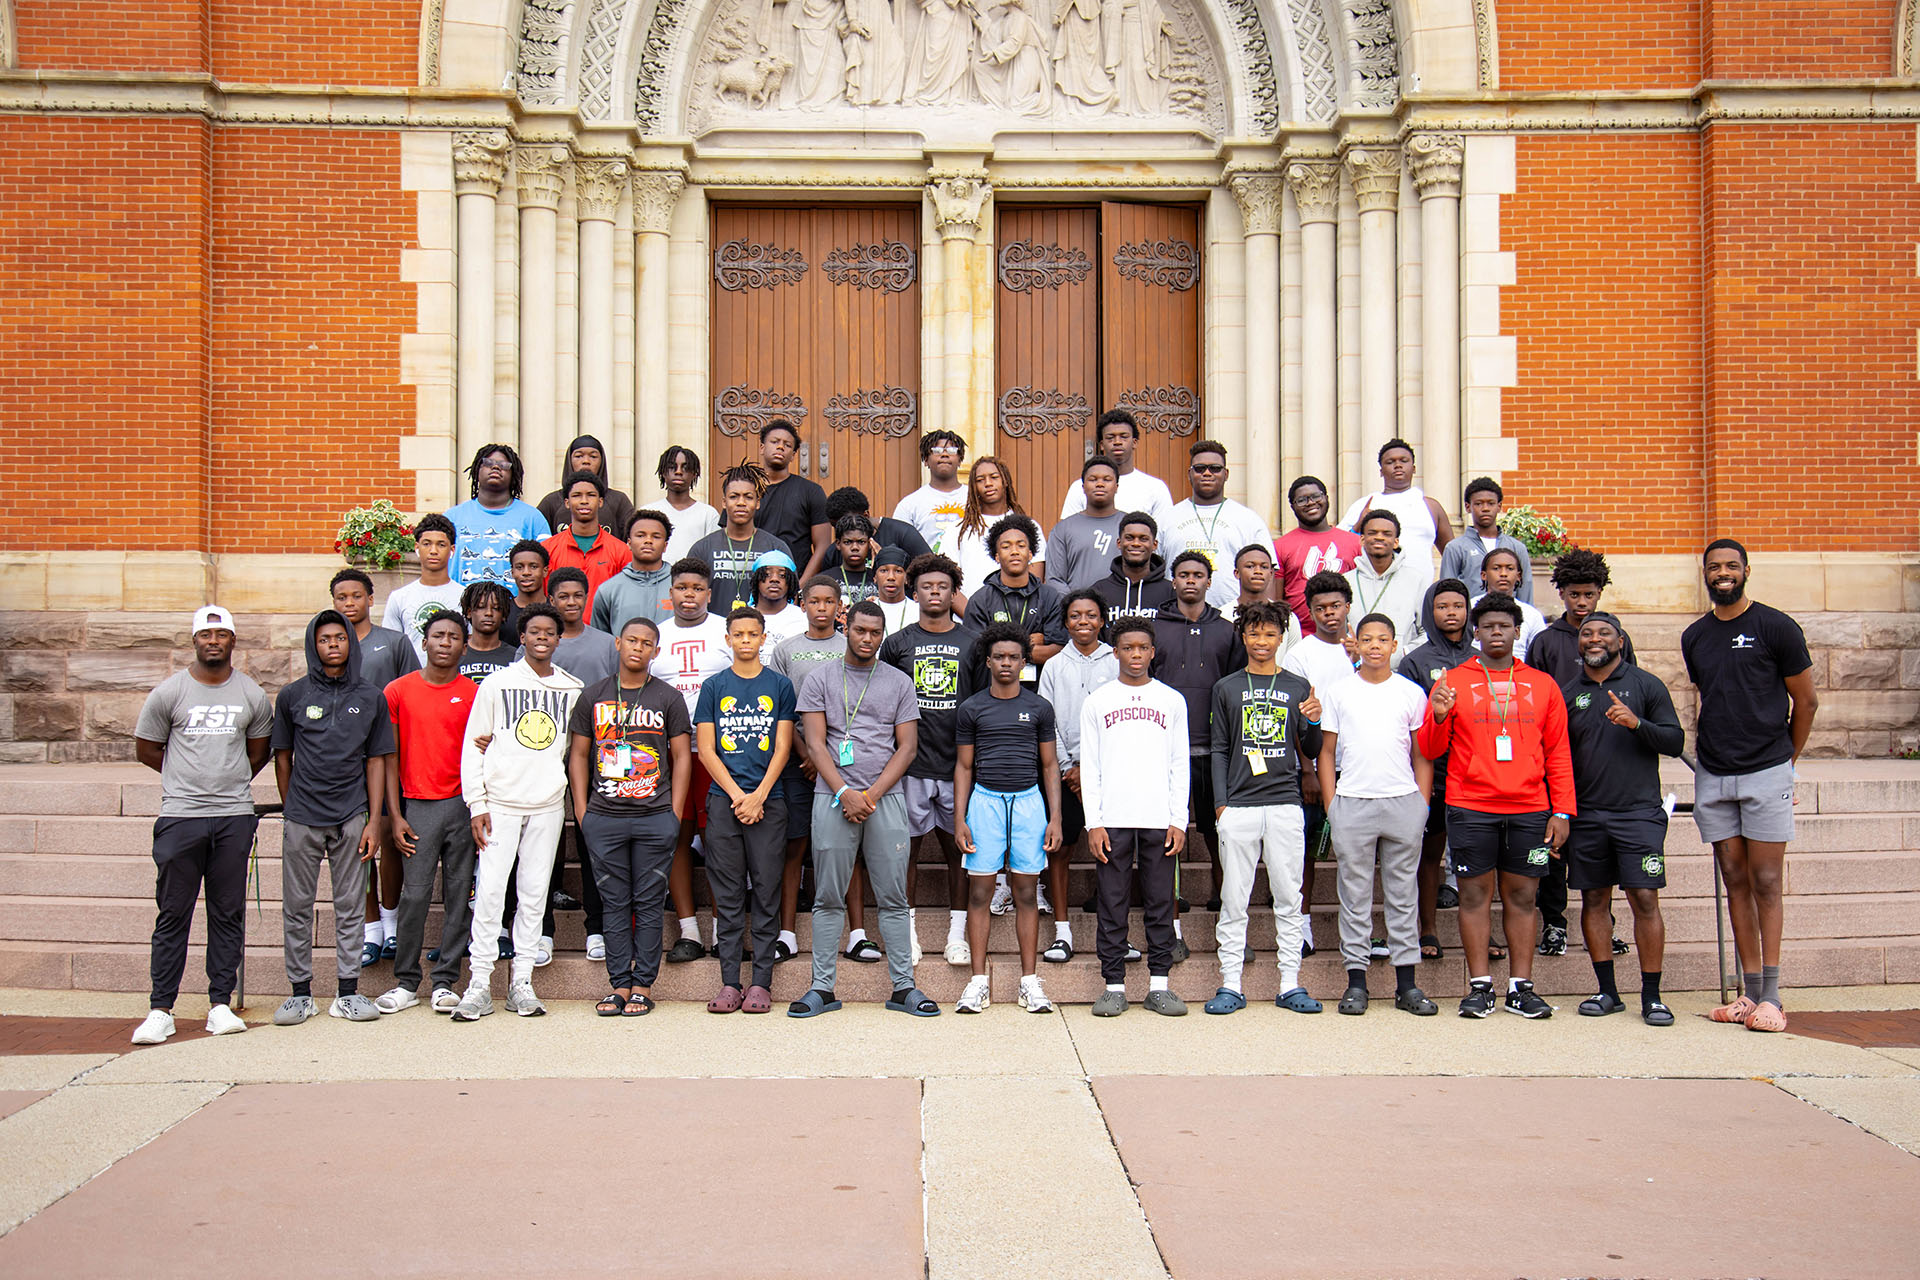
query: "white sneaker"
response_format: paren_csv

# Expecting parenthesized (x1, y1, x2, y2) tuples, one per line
(506, 981, 547, 1017)
(451, 986, 493, 1021)
(989, 882, 1014, 915)
(375, 986, 421, 1014)
(534, 936, 554, 968)
(430, 987, 459, 1013)
(131, 1009, 175, 1045)
(911, 932, 923, 964)
(204, 1004, 246, 1036)
(1036, 883, 1053, 915)
(585, 933, 607, 961)
(956, 975, 991, 1013)
(944, 937, 971, 966)
(1019, 977, 1053, 1013)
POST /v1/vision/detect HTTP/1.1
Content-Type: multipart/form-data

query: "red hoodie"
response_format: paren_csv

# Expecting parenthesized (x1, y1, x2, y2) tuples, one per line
(1416, 656, 1576, 816)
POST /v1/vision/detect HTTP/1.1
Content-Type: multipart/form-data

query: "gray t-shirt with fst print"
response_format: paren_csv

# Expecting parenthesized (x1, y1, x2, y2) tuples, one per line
(135, 669, 275, 818)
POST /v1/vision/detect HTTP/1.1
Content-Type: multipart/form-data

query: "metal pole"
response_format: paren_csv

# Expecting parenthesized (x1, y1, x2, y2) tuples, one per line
(1679, 751, 1731, 1004)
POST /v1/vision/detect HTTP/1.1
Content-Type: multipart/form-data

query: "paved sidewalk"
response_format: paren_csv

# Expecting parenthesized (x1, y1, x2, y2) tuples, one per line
(0, 986, 1915, 1278)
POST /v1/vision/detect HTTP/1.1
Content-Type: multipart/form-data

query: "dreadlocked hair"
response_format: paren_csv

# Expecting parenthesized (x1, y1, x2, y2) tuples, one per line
(957, 455, 1026, 539)
(466, 443, 526, 500)
(721, 461, 767, 496)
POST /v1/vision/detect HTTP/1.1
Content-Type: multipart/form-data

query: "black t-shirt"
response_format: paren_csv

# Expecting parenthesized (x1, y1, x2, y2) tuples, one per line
(1680, 601, 1812, 776)
(878, 621, 978, 779)
(1208, 669, 1319, 808)
(459, 645, 516, 683)
(565, 674, 692, 815)
(1561, 663, 1685, 811)
(956, 687, 1056, 793)
(758, 474, 828, 569)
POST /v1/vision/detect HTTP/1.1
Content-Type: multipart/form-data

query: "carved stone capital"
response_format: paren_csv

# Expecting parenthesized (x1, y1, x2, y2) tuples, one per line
(574, 157, 629, 222)
(1406, 133, 1466, 199)
(630, 169, 687, 235)
(1343, 146, 1402, 213)
(928, 173, 990, 243)
(514, 144, 571, 211)
(1228, 173, 1286, 237)
(452, 129, 510, 195)
(1284, 157, 1340, 225)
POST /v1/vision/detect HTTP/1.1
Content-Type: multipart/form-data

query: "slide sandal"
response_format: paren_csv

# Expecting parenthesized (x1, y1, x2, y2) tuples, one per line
(885, 987, 941, 1016)
(788, 989, 842, 1018)
(622, 993, 655, 1017)
(1420, 934, 1443, 961)
(595, 993, 626, 1016)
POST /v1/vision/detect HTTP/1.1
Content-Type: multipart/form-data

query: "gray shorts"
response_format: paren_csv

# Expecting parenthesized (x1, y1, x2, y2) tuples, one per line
(1693, 761, 1796, 845)
(902, 776, 955, 836)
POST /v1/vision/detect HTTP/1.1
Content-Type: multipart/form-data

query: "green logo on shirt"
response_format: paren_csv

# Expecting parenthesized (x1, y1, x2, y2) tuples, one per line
(1241, 702, 1287, 747)
(304, 705, 324, 720)
(1574, 693, 1592, 709)
(913, 655, 959, 700)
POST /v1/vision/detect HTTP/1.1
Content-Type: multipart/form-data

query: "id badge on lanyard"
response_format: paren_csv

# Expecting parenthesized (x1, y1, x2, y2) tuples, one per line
(1495, 735, 1513, 762)
(837, 739, 855, 767)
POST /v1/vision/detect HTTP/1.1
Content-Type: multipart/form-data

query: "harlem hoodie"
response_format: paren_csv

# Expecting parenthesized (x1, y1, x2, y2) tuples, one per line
(270, 610, 396, 828)
(461, 658, 584, 817)
(1091, 553, 1176, 629)
(536, 433, 637, 539)
(591, 560, 674, 633)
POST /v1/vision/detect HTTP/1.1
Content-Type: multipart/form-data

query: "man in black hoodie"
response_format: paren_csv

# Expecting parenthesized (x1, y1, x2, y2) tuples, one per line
(1091, 512, 1176, 629)
(1152, 551, 1246, 946)
(963, 515, 1065, 687)
(1399, 578, 1478, 957)
(270, 611, 396, 1027)
(537, 434, 637, 540)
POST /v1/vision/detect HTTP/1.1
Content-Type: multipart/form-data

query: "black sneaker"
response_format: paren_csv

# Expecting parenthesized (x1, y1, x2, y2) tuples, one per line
(1437, 884, 1459, 909)
(1536, 925, 1567, 957)
(1611, 935, 1629, 955)
(1458, 982, 1496, 1018)
(1504, 981, 1553, 1019)
(1204, 896, 1222, 913)
(665, 937, 706, 963)
(549, 890, 582, 912)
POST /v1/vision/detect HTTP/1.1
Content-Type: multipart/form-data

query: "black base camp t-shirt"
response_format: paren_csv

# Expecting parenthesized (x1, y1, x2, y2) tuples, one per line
(879, 622, 977, 780)
(1680, 601, 1812, 776)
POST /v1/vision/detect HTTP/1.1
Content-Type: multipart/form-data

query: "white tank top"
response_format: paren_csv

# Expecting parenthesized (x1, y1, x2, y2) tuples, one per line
(1345, 486, 1438, 562)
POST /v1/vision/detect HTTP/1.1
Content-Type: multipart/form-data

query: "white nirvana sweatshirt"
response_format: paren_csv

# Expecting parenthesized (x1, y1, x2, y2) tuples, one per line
(461, 659, 583, 817)
(1078, 677, 1190, 832)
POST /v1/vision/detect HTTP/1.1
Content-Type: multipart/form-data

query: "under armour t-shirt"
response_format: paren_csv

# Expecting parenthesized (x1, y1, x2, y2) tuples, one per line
(1681, 601, 1812, 776)
(956, 687, 1056, 793)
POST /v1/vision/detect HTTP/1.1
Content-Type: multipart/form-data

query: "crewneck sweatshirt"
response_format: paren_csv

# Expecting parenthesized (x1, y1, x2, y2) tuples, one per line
(1079, 677, 1189, 832)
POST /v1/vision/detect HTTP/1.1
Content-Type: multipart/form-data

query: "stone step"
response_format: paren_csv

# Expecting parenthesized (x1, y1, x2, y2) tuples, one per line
(3, 935, 1910, 1003)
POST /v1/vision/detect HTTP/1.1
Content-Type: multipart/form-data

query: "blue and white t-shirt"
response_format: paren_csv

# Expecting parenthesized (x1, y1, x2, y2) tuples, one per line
(694, 667, 797, 801)
(445, 497, 550, 586)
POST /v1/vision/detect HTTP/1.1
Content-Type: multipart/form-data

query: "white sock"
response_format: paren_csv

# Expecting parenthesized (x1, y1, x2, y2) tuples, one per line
(679, 916, 698, 943)
(847, 928, 868, 947)
(1471, 974, 1492, 987)
(1173, 918, 1184, 940)
(379, 907, 398, 937)
(1509, 976, 1526, 992)
(1280, 969, 1300, 992)
(1021, 972, 1037, 985)
(1106, 982, 1125, 993)
(1056, 921, 1073, 944)
(710, 921, 721, 948)
(1149, 975, 1169, 992)
(948, 909, 965, 942)
(779, 928, 798, 951)
(1222, 981, 1241, 995)
(363, 920, 382, 944)
(996, 872, 1008, 889)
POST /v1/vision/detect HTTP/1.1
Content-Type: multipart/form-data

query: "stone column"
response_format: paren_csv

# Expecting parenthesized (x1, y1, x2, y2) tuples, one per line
(631, 168, 685, 481)
(574, 157, 627, 449)
(516, 144, 570, 497)
(1408, 133, 1465, 531)
(1230, 172, 1285, 529)
(929, 172, 990, 463)
(1286, 158, 1340, 490)
(1347, 145, 1401, 481)
(453, 129, 508, 474)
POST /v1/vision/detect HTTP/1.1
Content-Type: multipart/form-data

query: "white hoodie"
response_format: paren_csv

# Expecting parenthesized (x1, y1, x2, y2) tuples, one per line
(462, 659, 583, 817)
(1344, 551, 1429, 666)
(1079, 677, 1189, 832)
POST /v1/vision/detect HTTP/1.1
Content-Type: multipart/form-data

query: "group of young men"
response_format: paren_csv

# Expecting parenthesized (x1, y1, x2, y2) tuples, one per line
(127, 418, 1818, 1043)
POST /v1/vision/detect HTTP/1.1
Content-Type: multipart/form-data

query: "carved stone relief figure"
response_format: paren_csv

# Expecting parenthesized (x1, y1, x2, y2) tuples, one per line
(844, 0, 908, 103)
(789, 0, 851, 105)
(907, 0, 978, 103)
(978, 0, 1053, 115)
(1051, 0, 1113, 108)
(1102, 0, 1171, 114)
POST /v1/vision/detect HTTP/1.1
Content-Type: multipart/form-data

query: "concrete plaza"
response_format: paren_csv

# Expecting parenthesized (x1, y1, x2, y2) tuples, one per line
(0, 984, 1915, 1279)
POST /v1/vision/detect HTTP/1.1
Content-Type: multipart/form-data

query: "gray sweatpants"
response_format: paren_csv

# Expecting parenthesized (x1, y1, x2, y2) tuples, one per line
(810, 790, 913, 996)
(281, 815, 370, 989)
(1329, 791, 1426, 971)
(392, 795, 475, 994)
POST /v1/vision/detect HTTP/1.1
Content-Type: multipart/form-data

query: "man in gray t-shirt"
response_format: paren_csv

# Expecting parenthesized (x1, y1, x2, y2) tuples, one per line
(1047, 457, 1129, 591)
(790, 602, 927, 1013)
(129, 606, 274, 1047)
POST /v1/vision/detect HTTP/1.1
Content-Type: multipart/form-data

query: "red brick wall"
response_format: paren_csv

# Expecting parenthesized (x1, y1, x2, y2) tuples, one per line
(12, 1, 208, 73)
(1500, 0, 1702, 91)
(0, 117, 210, 551)
(209, 130, 414, 554)
(1705, 1, 1896, 79)
(1505, 133, 1707, 555)
(1701, 121, 1920, 549)
(210, 1, 419, 86)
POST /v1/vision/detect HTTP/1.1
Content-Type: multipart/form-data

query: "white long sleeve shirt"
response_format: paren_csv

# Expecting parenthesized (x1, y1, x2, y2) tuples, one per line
(1078, 677, 1189, 832)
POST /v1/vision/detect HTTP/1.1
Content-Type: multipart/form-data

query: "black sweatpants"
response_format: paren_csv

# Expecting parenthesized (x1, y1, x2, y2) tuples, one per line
(1096, 827, 1178, 983)
(149, 814, 257, 1010)
(704, 794, 789, 990)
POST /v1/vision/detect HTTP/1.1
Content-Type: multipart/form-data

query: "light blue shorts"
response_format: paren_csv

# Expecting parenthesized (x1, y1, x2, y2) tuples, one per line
(963, 785, 1047, 876)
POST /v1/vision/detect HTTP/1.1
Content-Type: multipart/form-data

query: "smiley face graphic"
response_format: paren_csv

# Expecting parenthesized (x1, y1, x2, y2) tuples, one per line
(514, 709, 558, 751)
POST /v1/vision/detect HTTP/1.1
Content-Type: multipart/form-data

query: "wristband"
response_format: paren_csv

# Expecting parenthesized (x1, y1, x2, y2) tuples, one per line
(1552, 812, 1570, 821)
(833, 784, 851, 808)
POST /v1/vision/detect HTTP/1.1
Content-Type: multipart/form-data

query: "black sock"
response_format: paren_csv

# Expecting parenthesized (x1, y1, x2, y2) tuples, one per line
(338, 977, 357, 997)
(1592, 960, 1617, 1000)
(893, 987, 915, 1004)
(1347, 967, 1368, 991)
(1395, 963, 1416, 995)
(1641, 971, 1662, 1007)
(292, 981, 311, 997)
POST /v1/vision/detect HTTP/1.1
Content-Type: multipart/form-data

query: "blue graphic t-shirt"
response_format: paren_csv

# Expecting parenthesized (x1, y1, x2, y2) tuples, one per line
(693, 667, 797, 801)
(446, 497, 550, 586)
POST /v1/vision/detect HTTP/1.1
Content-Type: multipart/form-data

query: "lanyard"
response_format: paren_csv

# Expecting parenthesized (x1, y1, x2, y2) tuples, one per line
(1192, 501, 1225, 548)
(1355, 566, 1398, 617)
(1478, 662, 1514, 733)
(839, 662, 875, 731)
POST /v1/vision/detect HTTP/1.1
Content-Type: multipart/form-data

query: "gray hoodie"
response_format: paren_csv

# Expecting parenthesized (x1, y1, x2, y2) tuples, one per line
(591, 561, 674, 633)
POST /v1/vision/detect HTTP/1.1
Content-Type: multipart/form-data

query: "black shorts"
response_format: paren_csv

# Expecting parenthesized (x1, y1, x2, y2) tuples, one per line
(783, 765, 815, 842)
(1565, 808, 1668, 891)
(1059, 784, 1087, 846)
(1446, 806, 1553, 880)
(1425, 776, 1448, 836)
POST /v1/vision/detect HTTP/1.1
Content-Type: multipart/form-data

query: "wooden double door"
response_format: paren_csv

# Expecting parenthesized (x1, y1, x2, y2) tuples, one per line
(994, 202, 1203, 512)
(708, 205, 922, 505)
